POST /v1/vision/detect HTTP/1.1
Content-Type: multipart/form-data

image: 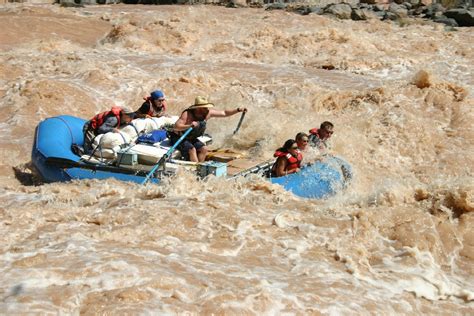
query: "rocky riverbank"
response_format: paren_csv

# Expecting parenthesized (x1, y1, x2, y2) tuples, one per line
(262, 2, 474, 27)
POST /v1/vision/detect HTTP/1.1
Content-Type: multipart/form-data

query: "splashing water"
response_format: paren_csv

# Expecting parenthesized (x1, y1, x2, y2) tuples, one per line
(0, 3, 473, 314)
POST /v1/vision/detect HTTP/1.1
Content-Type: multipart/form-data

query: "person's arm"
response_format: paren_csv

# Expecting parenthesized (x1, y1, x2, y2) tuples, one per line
(289, 167, 301, 174)
(174, 112, 198, 131)
(276, 156, 301, 176)
(286, 166, 300, 175)
(275, 157, 288, 177)
(209, 107, 247, 118)
(97, 116, 119, 134)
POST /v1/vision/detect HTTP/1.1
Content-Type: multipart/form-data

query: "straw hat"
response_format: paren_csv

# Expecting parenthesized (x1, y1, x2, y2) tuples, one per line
(189, 96, 214, 109)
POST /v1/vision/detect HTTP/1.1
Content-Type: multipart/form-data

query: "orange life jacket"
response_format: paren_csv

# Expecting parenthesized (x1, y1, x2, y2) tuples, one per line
(273, 150, 303, 172)
(143, 96, 167, 116)
(90, 106, 122, 132)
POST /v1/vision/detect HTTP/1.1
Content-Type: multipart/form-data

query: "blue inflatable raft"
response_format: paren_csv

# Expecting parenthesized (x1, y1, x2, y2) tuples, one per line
(31, 116, 352, 199)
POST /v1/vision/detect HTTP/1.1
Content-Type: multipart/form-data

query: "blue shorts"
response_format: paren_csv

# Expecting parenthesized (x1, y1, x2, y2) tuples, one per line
(179, 139, 205, 152)
(170, 132, 205, 160)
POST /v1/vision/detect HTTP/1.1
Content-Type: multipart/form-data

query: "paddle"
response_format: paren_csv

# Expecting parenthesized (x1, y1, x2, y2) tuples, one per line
(232, 111, 246, 135)
(142, 127, 193, 185)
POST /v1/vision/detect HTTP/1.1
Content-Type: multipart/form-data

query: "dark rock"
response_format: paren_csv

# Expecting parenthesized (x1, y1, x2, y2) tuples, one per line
(383, 11, 399, 21)
(350, 3, 360, 10)
(389, 3, 409, 18)
(292, 5, 323, 15)
(60, 0, 85, 6)
(293, 5, 310, 15)
(373, 4, 385, 12)
(248, 2, 263, 8)
(413, 5, 426, 15)
(433, 15, 459, 27)
(324, 3, 353, 19)
(321, 65, 335, 70)
(455, 4, 470, 9)
(409, 8, 422, 16)
(352, 8, 379, 21)
(422, 3, 446, 19)
(360, 0, 377, 4)
(227, 0, 247, 8)
(402, 2, 413, 10)
(265, 3, 287, 11)
(351, 8, 367, 20)
(309, 6, 324, 14)
(373, 10, 386, 19)
(444, 8, 474, 27)
(364, 8, 380, 20)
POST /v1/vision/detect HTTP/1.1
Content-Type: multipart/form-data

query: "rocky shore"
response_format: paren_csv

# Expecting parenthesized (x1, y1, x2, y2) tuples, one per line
(262, 2, 474, 27)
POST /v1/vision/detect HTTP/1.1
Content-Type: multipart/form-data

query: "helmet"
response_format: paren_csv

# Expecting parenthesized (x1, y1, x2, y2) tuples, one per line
(150, 90, 165, 100)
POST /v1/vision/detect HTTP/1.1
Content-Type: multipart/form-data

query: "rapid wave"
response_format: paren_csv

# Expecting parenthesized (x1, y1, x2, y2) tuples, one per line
(0, 3, 472, 314)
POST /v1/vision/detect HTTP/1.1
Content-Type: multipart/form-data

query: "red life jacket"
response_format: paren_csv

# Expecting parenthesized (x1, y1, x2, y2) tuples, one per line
(143, 96, 167, 116)
(273, 150, 302, 171)
(90, 106, 122, 132)
(309, 128, 329, 149)
(309, 128, 319, 137)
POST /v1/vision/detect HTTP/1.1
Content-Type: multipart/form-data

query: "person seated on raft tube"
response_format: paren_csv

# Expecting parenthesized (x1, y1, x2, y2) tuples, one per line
(135, 90, 168, 118)
(308, 121, 334, 150)
(169, 96, 247, 162)
(271, 139, 303, 177)
(308, 122, 352, 181)
(295, 132, 309, 152)
(82, 106, 136, 155)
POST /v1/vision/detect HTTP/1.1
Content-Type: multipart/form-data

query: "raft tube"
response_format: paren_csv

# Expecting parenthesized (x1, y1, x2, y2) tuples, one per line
(269, 156, 352, 199)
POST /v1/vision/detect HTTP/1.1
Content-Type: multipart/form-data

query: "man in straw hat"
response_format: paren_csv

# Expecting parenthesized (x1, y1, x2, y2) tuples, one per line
(169, 96, 247, 162)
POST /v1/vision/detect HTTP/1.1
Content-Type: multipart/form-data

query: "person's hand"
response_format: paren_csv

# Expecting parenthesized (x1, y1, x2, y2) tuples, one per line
(113, 128, 120, 133)
(237, 107, 247, 113)
(295, 168, 301, 173)
(146, 114, 152, 118)
(191, 121, 199, 128)
(198, 120, 206, 129)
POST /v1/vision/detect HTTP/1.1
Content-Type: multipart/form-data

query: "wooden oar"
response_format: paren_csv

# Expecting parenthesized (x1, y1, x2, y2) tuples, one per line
(232, 111, 246, 135)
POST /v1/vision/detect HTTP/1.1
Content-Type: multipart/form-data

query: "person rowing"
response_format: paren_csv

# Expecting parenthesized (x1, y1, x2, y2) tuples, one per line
(169, 96, 247, 162)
